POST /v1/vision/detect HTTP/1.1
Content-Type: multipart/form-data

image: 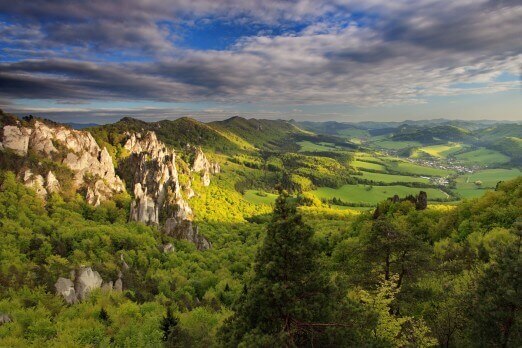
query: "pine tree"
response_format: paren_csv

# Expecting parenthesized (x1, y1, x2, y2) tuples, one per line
(161, 307, 179, 345)
(219, 192, 332, 347)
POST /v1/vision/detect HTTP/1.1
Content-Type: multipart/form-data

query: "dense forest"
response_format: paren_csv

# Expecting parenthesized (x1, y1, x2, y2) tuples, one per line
(0, 170, 520, 346)
(0, 113, 520, 347)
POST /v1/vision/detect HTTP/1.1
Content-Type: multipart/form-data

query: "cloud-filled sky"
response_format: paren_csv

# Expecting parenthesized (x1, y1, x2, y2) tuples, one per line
(0, 0, 521, 123)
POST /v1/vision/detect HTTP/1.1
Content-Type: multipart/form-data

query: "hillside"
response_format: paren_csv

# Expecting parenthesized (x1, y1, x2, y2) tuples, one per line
(391, 125, 472, 144)
(89, 116, 247, 154)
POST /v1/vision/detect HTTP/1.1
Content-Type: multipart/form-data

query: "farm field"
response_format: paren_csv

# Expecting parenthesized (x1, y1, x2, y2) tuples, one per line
(454, 148, 510, 165)
(312, 184, 449, 205)
(371, 140, 422, 150)
(357, 171, 430, 184)
(454, 168, 522, 198)
(243, 190, 278, 205)
(352, 159, 386, 171)
(387, 160, 454, 176)
(415, 143, 465, 158)
(297, 141, 339, 152)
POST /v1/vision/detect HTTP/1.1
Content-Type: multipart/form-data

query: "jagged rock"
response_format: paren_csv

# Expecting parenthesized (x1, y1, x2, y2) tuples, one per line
(202, 171, 211, 186)
(120, 254, 129, 271)
(166, 220, 211, 251)
(184, 180, 195, 199)
(0, 314, 12, 325)
(101, 281, 114, 292)
(55, 277, 77, 304)
(74, 267, 103, 301)
(186, 145, 219, 186)
(2, 121, 125, 205)
(23, 170, 47, 198)
(114, 277, 123, 292)
(163, 243, 175, 253)
(124, 132, 210, 249)
(416, 191, 428, 210)
(46, 171, 60, 193)
(2, 125, 32, 155)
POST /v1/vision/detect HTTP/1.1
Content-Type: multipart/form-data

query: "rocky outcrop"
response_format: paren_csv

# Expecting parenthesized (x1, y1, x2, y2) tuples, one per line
(124, 132, 211, 250)
(55, 267, 123, 304)
(187, 145, 220, 186)
(163, 243, 175, 253)
(0, 314, 12, 325)
(1, 120, 125, 205)
(74, 267, 103, 301)
(55, 277, 77, 304)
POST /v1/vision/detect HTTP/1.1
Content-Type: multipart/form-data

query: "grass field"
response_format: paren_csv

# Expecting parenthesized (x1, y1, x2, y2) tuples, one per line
(386, 160, 454, 176)
(243, 190, 278, 205)
(297, 141, 340, 152)
(358, 171, 430, 184)
(371, 140, 422, 150)
(352, 159, 386, 171)
(454, 168, 521, 198)
(415, 143, 465, 158)
(337, 128, 370, 138)
(312, 184, 449, 205)
(454, 148, 510, 166)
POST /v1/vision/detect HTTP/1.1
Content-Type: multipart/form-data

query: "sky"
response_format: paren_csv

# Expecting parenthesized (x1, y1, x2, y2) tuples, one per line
(0, 0, 521, 124)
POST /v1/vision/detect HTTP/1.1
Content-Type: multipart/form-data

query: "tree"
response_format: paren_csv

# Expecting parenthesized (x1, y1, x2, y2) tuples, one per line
(469, 223, 522, 347)
(220, 192, 332, 347)
(161, 307, 179, 346)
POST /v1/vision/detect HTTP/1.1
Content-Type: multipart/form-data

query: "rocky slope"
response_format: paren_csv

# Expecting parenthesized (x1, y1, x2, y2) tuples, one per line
(1, 118, 125, 205)
(121, 131, 211, 250)
(1, 115, 216, 249)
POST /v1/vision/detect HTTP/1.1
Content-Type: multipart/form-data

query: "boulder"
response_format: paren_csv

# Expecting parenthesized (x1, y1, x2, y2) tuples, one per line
(2, 125, 32, 155)
(0, 314, 12, 325)
(55, 277, 77, 304)
(163, 243, 175, 253)
(74, 267, 103, 300)
(46, 171, 60, 193)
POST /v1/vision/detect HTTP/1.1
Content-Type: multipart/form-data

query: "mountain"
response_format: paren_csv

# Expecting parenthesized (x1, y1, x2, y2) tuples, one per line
(210, 116, 307, 150)
(391, 125, 472, 144)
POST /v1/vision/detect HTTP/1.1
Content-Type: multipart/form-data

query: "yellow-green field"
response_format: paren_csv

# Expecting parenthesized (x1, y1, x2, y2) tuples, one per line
(243, 190, 278, 205)
(414, 143, 465, 158)
(454, 148, 510, 166)
(357, 171, 430, 184)
(387, 160, 454, 176)
(312, 184, 449, 205)
(454, 168, 521, 199)
(352, 159, 386, 171)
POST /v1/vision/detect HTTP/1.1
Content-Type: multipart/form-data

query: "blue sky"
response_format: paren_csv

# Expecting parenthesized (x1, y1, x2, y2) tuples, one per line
(0, 0, 521, 123)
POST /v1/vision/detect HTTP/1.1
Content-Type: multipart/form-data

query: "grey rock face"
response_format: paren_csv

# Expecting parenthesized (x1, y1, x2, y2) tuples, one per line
(0, 314, 12, 325)
(74, 267, 103, 301)
(187, 145, 220, 186)
(55, 277, 77, 304)
(124, 132, 210, 249)
(163, 243, 175, 253)
(1, 121, 125, 205)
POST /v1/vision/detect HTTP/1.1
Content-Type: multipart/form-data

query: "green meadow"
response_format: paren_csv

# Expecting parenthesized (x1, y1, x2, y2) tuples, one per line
(454, 168, 522, 198)
(454, 148, 510, 165)
(312, 184, 449, 205)
(357, 171, 430, 184)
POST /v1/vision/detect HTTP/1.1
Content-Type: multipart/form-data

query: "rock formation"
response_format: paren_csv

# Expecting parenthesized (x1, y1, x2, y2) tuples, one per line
(0, 314, 12, 325)
(186, 145, 220, 186)
(123, 132, 211, 250)
(55, 267, 123, 304)
(1, 120, 125, 205)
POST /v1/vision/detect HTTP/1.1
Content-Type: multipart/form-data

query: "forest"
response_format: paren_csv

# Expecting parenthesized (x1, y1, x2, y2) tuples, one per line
(0, 114, 521, 347)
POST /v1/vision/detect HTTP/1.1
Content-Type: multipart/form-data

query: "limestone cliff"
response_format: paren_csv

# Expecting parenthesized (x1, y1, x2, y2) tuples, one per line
(0, 119, 125, 205)
(186, 145, 220, 186)
(123, 132, 211, 250)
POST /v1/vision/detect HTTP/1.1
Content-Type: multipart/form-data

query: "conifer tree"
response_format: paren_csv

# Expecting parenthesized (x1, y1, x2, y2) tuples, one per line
(220, 192, 331, 346)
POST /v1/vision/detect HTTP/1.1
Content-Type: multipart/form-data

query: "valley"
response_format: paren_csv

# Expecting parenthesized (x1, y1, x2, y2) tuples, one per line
(0, 111, 520, 346)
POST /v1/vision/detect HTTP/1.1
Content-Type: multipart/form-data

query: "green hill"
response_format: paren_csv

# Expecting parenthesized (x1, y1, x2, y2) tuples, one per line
(210, 116, 308, 150)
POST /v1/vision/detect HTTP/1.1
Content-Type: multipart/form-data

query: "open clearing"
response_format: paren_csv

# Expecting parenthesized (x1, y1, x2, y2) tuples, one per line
(243, 190, 278, 205)
(454, 168, 521, 199)
(357, 171, 430, 184)
(371, 140, 422, 150)
(387, 160, 454, 176)
(415, 143, 465, 158)
(297, 141, 339, 152)
(454, 148, 510, 166)
(312, 184, 448, 205)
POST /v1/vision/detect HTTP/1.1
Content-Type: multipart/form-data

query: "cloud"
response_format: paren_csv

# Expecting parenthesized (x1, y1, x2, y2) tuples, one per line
(0, 0, 520, 111)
